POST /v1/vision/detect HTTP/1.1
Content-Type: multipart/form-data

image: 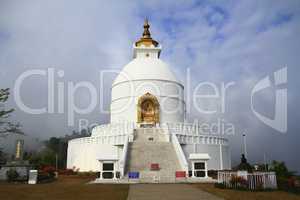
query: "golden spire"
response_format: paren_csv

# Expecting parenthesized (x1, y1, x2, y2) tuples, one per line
(135, 19, 159, 47)
(142, 18, 151, 38)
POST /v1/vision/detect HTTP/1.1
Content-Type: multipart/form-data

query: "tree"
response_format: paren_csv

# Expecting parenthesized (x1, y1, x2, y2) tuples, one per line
(269, 160, 298, 191)
(29, 149, 56, 168)
(6, 168, 19, 182)
(45, 137, 67, 169)
(0, 88, 13, 117)
(0, 88, 22, 136)
(28, 129, 91, 170)
(270, 160, 294, 178)
(0, 148, 7, 164)
(46, 137, 60, 153)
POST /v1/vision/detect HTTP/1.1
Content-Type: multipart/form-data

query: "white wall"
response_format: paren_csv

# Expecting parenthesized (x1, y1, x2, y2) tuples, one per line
(111, 80, 185, 124)
(182, 143, 231, 170)
(67, 140, 123, 172)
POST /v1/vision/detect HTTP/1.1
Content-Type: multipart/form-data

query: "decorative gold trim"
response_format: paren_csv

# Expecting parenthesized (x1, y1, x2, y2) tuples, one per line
(135, 19, 159, 47)
(137, 92, 159, 124)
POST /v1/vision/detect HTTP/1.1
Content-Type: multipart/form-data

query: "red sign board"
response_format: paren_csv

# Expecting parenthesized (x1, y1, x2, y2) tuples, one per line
(150, 163, 160, 170)
(175, 171, 186, 178)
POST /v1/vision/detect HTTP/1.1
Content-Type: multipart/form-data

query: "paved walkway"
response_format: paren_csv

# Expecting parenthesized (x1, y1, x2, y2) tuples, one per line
(127, 184, 223, 200)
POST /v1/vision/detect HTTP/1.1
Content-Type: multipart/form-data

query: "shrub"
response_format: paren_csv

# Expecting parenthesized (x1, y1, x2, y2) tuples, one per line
(58, 169, 76, 175)
(77, 171, 97, 177)
(215, 182, 226, 189)
(270, 161, 294, 178)
(42, 165, 56, 177)
(277, 176, 300, 194)
(38, 169, 57, 183)
(230, 175, 248, 189)
(36, 165, 56, 183)
(37, 171, 55, 183)
(6, 168, 19, 182)
(208, 170, 218, 179)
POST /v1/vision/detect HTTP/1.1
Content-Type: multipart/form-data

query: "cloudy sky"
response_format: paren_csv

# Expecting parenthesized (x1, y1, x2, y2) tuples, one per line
(0, 0, 299, 172)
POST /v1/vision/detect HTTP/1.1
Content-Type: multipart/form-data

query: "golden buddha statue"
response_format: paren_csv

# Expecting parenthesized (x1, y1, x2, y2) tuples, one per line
(141, 100, 155, 123)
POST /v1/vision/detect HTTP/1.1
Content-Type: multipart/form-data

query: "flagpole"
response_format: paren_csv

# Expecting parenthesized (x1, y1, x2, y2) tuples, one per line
(264, 153, 267, 171)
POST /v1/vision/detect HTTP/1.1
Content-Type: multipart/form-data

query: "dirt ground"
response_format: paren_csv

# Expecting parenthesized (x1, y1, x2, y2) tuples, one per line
(127, 184, 222, 200)
(194, 183, 300, 200)
(0, 175, 129, 200)
(1, 176, 300, 200)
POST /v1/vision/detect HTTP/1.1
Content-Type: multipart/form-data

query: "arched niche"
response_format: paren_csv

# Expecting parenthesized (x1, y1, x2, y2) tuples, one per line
(137, 92, 159, 125)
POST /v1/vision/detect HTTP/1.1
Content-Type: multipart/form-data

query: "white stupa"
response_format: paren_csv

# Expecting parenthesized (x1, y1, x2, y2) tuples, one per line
(67, 20, 231, 182)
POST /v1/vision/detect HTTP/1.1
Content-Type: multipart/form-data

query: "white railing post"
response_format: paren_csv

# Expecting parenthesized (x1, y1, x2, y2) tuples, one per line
(170, 130, 189, 173)
(217, 171, 277, 190)
(119, 135, 129, 178)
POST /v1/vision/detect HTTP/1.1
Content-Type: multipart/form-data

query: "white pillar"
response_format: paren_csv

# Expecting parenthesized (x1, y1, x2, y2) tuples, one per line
(100, 161, 103, 179)
(219, 144, 223, 170)
(113, 170, 116, 180)
(192, 161, 195, 178)
(113, 161, 117, 179)
(205, 161, 208, 178)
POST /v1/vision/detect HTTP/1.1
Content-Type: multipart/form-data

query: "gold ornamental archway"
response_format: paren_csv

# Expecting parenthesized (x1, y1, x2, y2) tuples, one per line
(137, 93, 159, 124)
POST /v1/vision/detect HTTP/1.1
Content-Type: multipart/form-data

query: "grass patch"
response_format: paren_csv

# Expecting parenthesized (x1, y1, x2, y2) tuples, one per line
(194, 183, 300, 200)
(0, 175, 129, 200)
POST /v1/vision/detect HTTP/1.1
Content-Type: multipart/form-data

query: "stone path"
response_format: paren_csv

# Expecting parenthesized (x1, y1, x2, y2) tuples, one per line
(127, 184, 223, 200)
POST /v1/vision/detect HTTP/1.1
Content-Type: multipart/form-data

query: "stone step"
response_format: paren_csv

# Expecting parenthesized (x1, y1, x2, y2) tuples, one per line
(134, 128, 168, 143)
(126, 145, 181, 170)
(139, 171, 176, 183)
(124, 170, 177, 183)
(125, 128, 182, 182)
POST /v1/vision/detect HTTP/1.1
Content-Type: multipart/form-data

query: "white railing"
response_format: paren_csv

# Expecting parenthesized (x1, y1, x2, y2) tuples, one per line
(68, 134, 128, 145)
(171, 134, 189, 172)
(176, 135, 228, 145)
(161, 123, 188, 172)
(165, 123, 229, 145)
(91, 122, 135, 136)
(68, 122, 136, 145)
(166, 122, 227, 135)
(218, 171, 277, 190)
(119, 135, 129, 178)
(167, 122, 211, 135)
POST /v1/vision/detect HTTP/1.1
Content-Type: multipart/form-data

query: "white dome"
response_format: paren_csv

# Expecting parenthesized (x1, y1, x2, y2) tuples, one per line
(113, 58, 181, 86)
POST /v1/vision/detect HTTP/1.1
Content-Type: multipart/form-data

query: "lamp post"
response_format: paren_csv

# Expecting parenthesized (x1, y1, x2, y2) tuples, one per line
(55, 153, 58, 171)
(264, 153, 268, 171)
(242, 132, 247, 158)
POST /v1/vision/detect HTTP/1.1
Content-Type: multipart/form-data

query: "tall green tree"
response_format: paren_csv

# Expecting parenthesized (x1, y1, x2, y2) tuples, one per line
(45, 137, 68, 169)
(0, 88, 22, 136)
(270, 160, 294, 178)
(0, 149, 7, 164)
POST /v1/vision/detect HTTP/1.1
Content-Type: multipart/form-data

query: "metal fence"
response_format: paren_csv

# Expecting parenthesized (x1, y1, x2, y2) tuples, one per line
(218, 171, 277, 190)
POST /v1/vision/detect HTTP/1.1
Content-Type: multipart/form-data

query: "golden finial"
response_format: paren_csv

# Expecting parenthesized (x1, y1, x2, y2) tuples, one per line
(142, 18, 151, 38)
(135, 18, 159, 47)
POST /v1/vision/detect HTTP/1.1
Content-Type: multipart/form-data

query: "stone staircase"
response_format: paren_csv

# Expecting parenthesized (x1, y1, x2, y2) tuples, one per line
(125, 128, 182, 183)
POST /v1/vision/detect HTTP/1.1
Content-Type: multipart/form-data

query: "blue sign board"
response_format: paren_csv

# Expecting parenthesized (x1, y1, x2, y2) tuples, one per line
(128, 172, 139, 179)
